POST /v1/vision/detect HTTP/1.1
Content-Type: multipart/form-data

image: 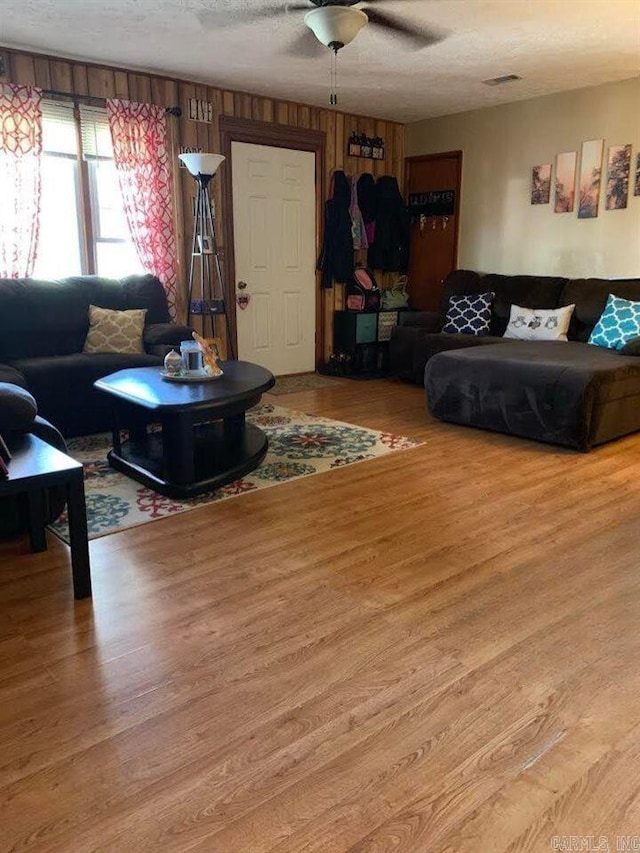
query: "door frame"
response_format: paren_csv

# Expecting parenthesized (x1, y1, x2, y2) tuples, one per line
(404, 150, 463, 271)
(219, 116, 326, 367)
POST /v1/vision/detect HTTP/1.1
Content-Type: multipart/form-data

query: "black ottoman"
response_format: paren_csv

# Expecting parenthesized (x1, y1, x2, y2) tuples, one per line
(425, 341, 640, 451)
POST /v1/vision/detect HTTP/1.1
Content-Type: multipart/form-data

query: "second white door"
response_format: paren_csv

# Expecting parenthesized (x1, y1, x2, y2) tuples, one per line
(231, 141, 316, 376)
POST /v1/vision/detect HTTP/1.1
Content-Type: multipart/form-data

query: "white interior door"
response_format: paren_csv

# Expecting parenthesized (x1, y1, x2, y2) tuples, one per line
(231, 141, 316, 375)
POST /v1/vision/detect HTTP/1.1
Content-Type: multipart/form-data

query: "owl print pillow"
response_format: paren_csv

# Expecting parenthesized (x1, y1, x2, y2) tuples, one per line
(503, 304, 576, 341)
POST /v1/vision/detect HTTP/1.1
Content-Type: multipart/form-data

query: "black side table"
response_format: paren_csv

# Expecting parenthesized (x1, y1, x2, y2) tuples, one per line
(1, 434, 91, 599)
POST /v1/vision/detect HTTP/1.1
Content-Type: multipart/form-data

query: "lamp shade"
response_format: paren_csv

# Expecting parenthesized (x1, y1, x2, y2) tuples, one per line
(304, 6, 368, 49)
(179, 152, 225, 178)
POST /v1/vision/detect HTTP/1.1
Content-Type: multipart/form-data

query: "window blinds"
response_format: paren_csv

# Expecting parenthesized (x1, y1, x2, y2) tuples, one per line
(41, 101, 77, 156)
(79, 106, 114, 160)
(40, 101, 114, 160)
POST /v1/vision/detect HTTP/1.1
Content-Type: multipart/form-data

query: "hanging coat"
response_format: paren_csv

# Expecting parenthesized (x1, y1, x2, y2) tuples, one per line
(367, 175, 410, 273)
(357, 173, 376, 246)
(349, 175, 368, 250)
(318, 170, 354, 288)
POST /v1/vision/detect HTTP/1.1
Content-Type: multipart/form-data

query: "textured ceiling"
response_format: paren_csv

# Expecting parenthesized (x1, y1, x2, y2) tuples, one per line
(2, 0, 639, 122)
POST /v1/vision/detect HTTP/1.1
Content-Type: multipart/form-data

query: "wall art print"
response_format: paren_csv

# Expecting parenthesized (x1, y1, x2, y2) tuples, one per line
(531, 164, 551, 204)
(554, 151, 577, 213)
(605, 144, 631, 210)
(577, 139, 604, 219)
(634, 151, 640, 197)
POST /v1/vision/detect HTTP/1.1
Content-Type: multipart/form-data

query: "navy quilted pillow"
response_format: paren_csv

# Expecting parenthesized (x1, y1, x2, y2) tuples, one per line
(442, 292, 495, 336)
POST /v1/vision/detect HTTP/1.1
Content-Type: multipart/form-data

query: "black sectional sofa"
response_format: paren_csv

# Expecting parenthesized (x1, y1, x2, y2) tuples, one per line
(0, 275, 192, 437)
(390, 270, 640, 450)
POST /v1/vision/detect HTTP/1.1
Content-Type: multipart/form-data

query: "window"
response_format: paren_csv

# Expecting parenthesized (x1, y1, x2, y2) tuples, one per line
(81, 107, 144, 279)
(32, 101, 144, 280)
(33, 102, 83, 279)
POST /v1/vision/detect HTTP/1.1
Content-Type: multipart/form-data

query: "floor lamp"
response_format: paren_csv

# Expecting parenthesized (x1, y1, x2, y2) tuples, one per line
(179, 152, 235, 358)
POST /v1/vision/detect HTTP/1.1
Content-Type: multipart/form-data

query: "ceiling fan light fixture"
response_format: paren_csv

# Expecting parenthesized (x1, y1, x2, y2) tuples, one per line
(304, 6, 368, 50)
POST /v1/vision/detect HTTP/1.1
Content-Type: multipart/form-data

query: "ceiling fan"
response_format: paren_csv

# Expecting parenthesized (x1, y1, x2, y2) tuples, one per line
(198, 1, 445, 55)
(295, 0, 443, 53)
(197, 1, 445, 105)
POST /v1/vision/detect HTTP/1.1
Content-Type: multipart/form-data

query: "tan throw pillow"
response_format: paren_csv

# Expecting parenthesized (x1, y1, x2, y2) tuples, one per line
(83, 305, 147, 354)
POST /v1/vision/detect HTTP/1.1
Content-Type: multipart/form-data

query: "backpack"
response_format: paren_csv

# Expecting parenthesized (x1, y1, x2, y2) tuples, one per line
(346, 266, 381, 312)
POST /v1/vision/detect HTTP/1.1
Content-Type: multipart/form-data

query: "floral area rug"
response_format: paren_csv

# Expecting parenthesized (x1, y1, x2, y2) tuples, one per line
(49, 404, 421, 543)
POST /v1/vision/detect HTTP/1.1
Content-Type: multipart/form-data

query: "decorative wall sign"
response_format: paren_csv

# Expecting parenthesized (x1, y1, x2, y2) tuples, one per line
(408, 190, 455, 217)
(531, 165, 551, 205)
(605, 144, 631, 210)
(635, 152, 640, 197)
(187, 98, 213, 123)
(577, 139, 604, 219)
(179, 145, 204, 168)
(347, 132, 385, 160)
(554, 151, 577, 213)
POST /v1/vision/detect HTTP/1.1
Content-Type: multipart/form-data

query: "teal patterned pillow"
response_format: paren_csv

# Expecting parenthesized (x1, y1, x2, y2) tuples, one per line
(589, 294, 640, 350)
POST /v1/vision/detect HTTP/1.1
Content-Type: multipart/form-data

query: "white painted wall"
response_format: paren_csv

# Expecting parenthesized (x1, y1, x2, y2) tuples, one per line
(406, 77, 640, 279)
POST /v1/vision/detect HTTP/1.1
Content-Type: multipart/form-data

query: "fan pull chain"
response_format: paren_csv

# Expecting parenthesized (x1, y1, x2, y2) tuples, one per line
(330, 47, 338, 106)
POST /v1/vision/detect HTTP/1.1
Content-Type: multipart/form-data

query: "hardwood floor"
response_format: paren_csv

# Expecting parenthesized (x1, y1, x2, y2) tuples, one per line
(1, 378, 639, 852)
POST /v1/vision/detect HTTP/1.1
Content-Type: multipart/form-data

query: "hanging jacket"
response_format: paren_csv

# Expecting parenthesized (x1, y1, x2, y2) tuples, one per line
(349, 175, 368, 250)
(367, 175, 410, 273)
(357, 173, 376, 246)
(318, 170, 354, 288)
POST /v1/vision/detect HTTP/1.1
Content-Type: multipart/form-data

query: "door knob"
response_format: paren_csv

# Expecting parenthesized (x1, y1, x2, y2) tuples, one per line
(237, 281, 248, 290)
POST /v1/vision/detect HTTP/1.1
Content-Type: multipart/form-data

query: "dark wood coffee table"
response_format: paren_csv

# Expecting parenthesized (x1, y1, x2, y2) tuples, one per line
(95, 361, 275, 498)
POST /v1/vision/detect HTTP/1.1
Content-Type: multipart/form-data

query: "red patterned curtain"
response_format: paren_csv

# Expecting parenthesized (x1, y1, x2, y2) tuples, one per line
(0, 84, 43, 278)
(106, 99, 178, 318)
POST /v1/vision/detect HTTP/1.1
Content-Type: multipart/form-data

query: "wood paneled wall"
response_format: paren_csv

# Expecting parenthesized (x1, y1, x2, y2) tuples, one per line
(1, 48, 404, 362)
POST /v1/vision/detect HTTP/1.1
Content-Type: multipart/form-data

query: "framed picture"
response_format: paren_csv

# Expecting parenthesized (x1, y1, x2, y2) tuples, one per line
(531, 164, 551, 204)
(577, 139, 604, 219)
(197, 235, 213, 254)
(554, 152, 577, 213)
(204, 336, 226, 361)
(605, 144, 632, 210)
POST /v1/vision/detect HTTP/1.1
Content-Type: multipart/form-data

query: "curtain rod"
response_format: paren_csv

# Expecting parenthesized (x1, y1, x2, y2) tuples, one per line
(41, 88, 182, 116)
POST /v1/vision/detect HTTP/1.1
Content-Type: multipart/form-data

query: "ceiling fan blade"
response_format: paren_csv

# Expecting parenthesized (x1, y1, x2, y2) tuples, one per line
(196, 3, 299, 30)
(285, 29, 327, 58)
(362, 8, 446, 48)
